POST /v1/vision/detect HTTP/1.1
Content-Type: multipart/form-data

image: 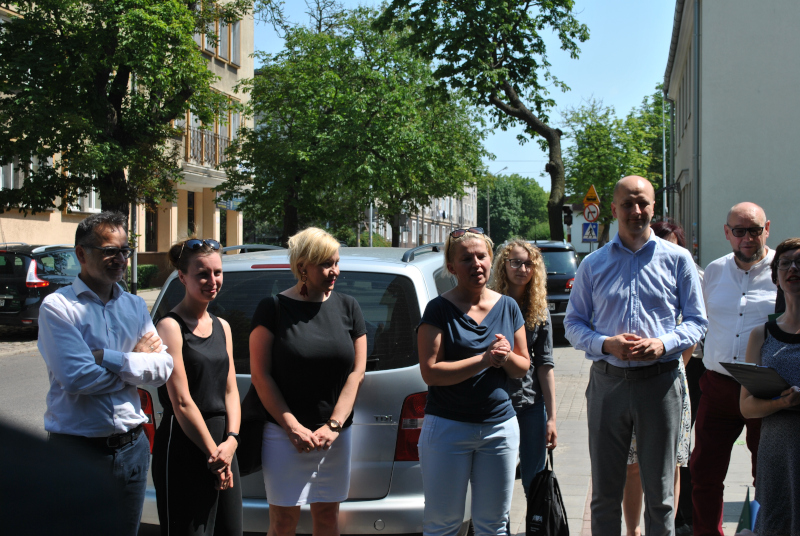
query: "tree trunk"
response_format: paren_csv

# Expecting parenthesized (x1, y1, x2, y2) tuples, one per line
(490, 82, 566, 241)
(98, 168, 130, 220)
(391, 214, 401, 247)
(279, 176, 301, 247)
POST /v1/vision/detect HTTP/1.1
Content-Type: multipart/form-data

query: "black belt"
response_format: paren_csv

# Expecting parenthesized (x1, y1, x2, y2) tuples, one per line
(84, 424, 144, 450)
(595, 359, 680, 379)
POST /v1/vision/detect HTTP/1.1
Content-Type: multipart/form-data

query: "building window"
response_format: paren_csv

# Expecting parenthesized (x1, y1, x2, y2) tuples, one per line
(78, 188, 101, 213)
(187, 191, 196, 235)
(145, 208, 158, 252)
(231, 21, 241, 65)
(204, 21, 217, 55)
(218, 22, 229, 60)
(0, 160, 20, 190)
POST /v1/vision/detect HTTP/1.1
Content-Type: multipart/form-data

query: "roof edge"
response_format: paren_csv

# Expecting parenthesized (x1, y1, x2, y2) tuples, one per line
(664, 0, 687, 94)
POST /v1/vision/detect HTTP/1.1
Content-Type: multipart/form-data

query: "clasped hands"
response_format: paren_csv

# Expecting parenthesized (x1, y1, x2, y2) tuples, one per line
(603, 333, 665, 361)
(287, 423, 340, 454)
(208, 437, 238, 491)
(483, 334, 511, 368)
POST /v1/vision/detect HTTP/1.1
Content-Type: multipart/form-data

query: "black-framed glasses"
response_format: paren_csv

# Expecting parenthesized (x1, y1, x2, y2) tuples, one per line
(777, 258, 800, 271)
(179, 238, 221, 259)
(727, 225, 764, 238)
(84, 245, 134, 259)
(449, 227, 484, 239)
(507, 258, 533, 270)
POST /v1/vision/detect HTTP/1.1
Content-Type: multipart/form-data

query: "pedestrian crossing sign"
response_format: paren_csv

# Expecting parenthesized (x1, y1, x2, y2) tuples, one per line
(582, 222, 598, 243)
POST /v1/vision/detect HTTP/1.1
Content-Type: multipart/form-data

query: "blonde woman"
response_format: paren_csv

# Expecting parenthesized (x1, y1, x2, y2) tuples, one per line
(417, 227, 530, 536)
(249, 227, 367, 536)
(490, 240, 557, 498)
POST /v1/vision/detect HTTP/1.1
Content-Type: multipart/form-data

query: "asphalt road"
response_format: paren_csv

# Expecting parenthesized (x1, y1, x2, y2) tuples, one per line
(0, 326, 47, 438)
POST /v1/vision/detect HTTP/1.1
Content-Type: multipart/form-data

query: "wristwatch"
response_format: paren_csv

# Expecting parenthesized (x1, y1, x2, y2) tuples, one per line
(226, 432, 240, 445)
(326, 419, 342, 433)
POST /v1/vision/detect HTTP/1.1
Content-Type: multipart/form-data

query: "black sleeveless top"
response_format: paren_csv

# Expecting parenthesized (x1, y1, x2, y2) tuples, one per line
(157, 312, 229, 417)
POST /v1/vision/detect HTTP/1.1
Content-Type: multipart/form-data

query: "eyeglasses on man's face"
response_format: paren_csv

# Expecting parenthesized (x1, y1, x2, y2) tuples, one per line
(507, 258, 533, 270)
(449, 227, 484, 239)
(84, 245, 134, 259)
(726, 225, 764, 238)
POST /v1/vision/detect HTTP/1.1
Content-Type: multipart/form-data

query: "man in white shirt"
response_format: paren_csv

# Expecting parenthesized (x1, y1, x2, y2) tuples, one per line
(38, 211, 173, 536)
(689, 202, 776, 536)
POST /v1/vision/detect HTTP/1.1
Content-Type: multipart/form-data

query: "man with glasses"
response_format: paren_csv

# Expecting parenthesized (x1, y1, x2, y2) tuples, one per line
(38, 211, 173, 536)
(690, 202, 777, 536)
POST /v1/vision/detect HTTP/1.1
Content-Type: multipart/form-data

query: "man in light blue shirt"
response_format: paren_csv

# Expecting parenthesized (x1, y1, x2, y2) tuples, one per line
(39, 211, 173, 536)
(564, 176, 706, 536)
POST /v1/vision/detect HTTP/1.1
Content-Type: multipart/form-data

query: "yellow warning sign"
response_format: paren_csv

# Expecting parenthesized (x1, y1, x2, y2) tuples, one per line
(583, 185, 600, 206)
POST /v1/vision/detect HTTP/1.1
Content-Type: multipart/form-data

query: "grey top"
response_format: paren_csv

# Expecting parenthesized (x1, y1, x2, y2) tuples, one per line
(509, 310, 554, 411)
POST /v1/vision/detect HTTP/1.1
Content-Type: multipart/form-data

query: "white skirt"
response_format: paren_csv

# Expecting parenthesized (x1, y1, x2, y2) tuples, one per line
(262, 422, 353, 506)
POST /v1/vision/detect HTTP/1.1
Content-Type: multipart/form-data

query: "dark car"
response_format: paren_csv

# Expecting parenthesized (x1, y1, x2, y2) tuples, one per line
(529, 240, 578, 330)
(0, 243, 81, 326)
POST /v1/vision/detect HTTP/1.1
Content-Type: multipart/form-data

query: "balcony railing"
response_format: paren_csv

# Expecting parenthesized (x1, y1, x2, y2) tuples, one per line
(185, 127, 230, 168)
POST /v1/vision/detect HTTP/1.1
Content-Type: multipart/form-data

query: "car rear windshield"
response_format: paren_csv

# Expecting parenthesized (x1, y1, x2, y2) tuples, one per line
(153, 270, 421, 374)
(540, 249, 577, 275)
(0, 254, 28, 276)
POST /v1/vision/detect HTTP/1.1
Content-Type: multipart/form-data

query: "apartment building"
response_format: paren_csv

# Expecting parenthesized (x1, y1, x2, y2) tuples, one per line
(0, 5, 254, 273)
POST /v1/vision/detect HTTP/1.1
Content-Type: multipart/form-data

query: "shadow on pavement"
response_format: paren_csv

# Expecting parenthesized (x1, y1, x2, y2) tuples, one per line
(0, 325, 38, 342)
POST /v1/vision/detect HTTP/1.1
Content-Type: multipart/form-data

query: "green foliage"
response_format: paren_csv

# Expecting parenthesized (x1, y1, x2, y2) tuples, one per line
(562, 85, 670, 243)
(220, 7, 487, 245)
(330, 226, 391, 247)
(127, 264, 160, 289)
(375, 0, 589, 240)
(0, 0, 251, 215)
(477, 173, 550, 243)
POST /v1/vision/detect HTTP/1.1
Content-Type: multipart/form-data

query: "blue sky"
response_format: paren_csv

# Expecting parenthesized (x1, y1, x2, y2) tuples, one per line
(252, 0, 677, 190)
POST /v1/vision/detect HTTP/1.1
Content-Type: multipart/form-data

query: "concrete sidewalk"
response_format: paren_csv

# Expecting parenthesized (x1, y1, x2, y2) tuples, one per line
(509, 342, 755, 536)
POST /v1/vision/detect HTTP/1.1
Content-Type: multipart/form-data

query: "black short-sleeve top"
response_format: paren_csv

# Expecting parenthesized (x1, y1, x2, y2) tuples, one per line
(251, 292, 367, 430)
(419, 295, 524, 424)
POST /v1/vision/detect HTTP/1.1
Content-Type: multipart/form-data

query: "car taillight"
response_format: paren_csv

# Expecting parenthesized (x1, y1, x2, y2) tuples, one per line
(394, 391, 427, 462)
(138, 388, 156, 453)
(565, 278, 574, 291)
(26, 261, 49, 288)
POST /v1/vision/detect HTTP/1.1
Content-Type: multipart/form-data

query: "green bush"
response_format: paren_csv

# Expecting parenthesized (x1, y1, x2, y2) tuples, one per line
(127, 264, 160, 289)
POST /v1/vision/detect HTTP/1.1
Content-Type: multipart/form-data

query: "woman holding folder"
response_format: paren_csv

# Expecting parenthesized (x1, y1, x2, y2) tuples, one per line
(740, 237, 800, 536)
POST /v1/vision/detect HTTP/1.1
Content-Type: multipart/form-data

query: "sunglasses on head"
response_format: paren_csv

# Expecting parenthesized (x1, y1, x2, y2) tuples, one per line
(179, 238, 221, 259)
(449, 227, 485, 239)
(84, 245, 134, 259)
(727, 225, 764, 238)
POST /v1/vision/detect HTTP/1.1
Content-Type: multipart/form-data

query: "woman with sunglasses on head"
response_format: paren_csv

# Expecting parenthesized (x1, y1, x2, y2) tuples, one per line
(739, 238, 800, 536)
(249, 227, 367, 536)
(417, 227, 530, 536)
(489, 240, 557, 501)
(152, 238, 243, 536)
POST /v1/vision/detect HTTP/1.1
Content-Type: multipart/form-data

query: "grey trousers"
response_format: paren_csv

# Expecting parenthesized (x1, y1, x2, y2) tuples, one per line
(586, 361, 681, 536)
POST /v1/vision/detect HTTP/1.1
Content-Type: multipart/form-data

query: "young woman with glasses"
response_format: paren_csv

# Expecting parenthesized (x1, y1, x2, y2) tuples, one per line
(417, 227, 530, 536)
(152, 237, 244, 535)
(739, 237, 800, 535)
(489, 240, 557, 501)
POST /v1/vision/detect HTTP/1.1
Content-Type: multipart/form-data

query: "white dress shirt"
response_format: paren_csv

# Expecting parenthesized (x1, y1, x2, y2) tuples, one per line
(702, 249, 777, 375)
(38, 277, 173, 437)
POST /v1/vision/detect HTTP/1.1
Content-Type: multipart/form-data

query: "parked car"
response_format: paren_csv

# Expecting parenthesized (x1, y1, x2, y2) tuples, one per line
(0, 243, 81, 326)
(528, 240, 578, 330)
(138, 244, 472, 535)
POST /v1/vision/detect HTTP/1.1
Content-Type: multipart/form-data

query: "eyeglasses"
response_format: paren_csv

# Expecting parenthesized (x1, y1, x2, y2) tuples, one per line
(727, 225, 764, 238)
(777, 258, 800, 271)
(449, 227, 484, 239)
(179, 238, 221, 259)
(84, 245, 134, 259)
(507, 258, 533, 270)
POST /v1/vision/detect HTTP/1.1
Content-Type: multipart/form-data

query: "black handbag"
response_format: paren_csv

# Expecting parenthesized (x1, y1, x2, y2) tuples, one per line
(237, 295, 279, 477)
(526, 450, 569, 536)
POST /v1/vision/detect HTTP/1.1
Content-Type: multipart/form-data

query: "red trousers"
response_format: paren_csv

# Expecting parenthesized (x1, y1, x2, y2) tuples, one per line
(689, 370, 761, 536)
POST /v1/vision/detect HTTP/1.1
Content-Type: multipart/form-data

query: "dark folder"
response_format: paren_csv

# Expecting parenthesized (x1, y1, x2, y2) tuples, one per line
(721, 362, 791, 399)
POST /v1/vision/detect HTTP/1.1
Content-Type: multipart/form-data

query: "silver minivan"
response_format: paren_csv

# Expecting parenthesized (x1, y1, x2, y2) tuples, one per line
(138, 245, 471, 534)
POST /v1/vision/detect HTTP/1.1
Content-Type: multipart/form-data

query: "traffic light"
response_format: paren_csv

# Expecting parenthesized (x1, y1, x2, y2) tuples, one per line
(562, 205, 573, 226)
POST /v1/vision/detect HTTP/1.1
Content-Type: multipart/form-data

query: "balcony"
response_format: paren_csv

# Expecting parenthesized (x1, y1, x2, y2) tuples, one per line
(185, 127, 230, 168)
